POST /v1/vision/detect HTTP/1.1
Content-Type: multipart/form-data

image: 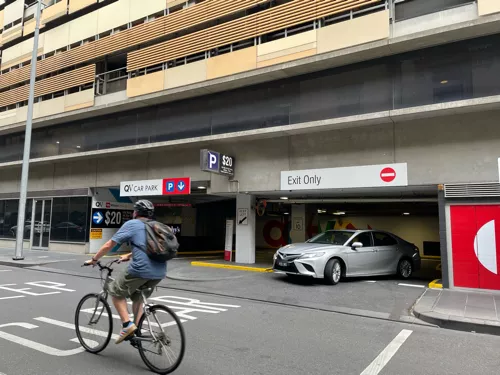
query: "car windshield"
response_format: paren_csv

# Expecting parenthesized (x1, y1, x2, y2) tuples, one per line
(308, 231, 353, 246)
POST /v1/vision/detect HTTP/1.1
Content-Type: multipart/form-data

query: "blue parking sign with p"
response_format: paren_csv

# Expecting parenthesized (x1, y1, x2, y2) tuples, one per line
(166, 181, 175, 192)
(208, 151, 220, 172)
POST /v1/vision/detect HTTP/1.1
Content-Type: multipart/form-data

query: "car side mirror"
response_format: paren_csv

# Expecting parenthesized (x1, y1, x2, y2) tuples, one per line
(352, 242, 363, 249)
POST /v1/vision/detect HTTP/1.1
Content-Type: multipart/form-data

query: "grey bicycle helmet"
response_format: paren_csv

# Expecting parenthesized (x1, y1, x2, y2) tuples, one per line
(134, 199, 155, 218)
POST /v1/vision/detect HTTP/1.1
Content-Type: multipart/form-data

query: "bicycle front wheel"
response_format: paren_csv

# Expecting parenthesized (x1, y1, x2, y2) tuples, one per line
(137, 304, 186, 374)
(75, 293, 113, 354)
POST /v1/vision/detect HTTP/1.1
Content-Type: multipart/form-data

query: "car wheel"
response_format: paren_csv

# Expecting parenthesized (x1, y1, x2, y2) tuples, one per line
(324, 258, 342, 285)
(397, 258, 413, 279)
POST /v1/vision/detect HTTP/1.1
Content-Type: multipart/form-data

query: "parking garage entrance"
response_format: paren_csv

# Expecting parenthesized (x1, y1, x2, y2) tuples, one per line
(253, 188, 441, 280)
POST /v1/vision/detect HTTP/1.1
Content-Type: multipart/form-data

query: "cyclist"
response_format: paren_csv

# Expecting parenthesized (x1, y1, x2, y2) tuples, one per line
(85, 199, 166, 344)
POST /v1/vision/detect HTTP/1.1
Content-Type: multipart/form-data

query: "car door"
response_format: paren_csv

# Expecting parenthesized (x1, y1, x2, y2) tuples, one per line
(372, 232, 399, 274)
(346, 232, 377, 276)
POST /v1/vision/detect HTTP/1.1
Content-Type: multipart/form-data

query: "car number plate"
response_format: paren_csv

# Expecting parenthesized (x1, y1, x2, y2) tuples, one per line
(278, 261, 288, 267)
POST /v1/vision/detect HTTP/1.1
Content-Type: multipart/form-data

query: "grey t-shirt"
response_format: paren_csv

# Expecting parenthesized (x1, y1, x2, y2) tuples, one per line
(111, 219, 167, 280)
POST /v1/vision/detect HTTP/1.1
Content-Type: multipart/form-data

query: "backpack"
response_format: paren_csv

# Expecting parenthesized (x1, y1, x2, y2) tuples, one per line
(137, 218, 179, 262)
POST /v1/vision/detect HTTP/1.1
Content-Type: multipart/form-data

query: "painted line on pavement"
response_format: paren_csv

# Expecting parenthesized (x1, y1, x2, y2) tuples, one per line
(191, 261, 273, 273)
(397, 283, 425, 288)
(428, 279, 443, 289)
(364, 281, 377, 283)
(34, 317, 119, 340)
(0, 296, 24, 300)
(360, 329, 413, 375)
(0, 270, 12, 272)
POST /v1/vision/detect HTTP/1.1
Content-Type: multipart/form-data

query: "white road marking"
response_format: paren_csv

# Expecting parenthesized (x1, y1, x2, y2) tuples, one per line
(398, 283, 425, 288)
(25, 281, 75, 292)
(0, 296, 24, 300)
(363, 281, 377, 283)
(38, 256, 49, 259)
(0, 322, 86, 356)
(0, 270, 12, 272)
(80, 308, 188, 327)
(35, 317, 119, 340)
(0, 284, 59, 296)
(360, 329, 413, 375)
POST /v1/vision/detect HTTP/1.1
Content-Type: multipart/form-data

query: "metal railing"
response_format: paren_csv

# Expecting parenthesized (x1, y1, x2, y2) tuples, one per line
(95, 67, 128, 96)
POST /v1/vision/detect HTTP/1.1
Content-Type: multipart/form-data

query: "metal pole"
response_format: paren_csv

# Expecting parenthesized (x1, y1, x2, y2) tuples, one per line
(14, 0, 42, 260)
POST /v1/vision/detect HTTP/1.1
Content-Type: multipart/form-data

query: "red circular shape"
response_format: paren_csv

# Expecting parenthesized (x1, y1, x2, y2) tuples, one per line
(380, 167, 396, 183)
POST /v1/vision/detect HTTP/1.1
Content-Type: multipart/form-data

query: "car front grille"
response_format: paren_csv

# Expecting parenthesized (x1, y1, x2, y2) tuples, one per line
(277, 252, 301, 261)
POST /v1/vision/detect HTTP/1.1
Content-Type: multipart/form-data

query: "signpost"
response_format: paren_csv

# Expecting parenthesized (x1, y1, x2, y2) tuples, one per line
(237, 208, 248, 225)
(224, 220, 234, 261)
(120, 177, 191, 197)
(280, 163, 408, 191)
(200, 149, 235, 176)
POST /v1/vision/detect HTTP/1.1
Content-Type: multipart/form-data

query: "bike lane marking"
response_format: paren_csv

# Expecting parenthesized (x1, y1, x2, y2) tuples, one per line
(0, 323, 89, 357)
(34, 317, 120, 340)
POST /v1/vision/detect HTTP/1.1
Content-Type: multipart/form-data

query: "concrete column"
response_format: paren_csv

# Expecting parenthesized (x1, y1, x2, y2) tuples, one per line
(236, 194, 255, 264)
(290, 204, 306, 243)
(438, 186, 450, 288)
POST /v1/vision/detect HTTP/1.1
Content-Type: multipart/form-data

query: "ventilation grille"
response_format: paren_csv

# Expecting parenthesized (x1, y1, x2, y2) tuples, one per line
(444, 183, 500, 198)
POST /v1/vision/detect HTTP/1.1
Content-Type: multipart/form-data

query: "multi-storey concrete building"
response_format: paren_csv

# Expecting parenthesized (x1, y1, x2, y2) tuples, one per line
(0, 0, 499, 290)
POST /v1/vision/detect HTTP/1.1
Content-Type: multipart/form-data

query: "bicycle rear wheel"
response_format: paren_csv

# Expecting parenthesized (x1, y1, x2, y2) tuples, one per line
(75, 293, 113, 354)
(136, 304, 186, 374)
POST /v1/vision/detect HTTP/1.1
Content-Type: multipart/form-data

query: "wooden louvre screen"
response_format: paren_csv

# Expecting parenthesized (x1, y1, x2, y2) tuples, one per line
(0, 0, 270, 91)
(128, 0, 383, 72)
(0, 64, 95, 108)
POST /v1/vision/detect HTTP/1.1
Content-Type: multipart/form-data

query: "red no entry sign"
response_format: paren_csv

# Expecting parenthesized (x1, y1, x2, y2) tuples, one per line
(380, 167, 396, 183)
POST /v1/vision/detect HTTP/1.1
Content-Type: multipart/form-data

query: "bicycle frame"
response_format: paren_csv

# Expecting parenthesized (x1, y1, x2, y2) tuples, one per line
(86, 260, 168, 348)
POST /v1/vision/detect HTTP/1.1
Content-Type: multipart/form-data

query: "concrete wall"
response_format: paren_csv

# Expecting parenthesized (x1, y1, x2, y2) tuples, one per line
(2, 109, 500, 195)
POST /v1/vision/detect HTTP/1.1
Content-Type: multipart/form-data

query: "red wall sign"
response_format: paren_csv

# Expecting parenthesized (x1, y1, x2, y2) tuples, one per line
(450, 205, 500, 290)
(162, 177, 191, 196)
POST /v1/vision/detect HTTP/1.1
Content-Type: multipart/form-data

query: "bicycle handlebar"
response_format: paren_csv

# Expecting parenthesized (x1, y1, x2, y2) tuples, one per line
(82, 258, 121, 271)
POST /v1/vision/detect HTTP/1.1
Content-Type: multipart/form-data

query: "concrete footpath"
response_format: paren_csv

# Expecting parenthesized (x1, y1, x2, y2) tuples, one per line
(413, 288, 500, 335)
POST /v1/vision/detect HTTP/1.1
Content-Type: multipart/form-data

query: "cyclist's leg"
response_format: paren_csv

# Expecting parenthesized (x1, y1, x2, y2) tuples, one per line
(108, 271, 151, 343)
(131, 279, 162, 324)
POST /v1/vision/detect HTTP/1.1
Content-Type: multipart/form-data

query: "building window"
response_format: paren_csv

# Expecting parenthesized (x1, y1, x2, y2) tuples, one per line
(50, 197, 90, 243)
(0, 199, 33, 240)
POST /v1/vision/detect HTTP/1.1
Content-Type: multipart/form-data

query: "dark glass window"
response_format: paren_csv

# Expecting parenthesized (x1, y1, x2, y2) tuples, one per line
(373, 232, 398, 247)
(350, 232, 374, 247)
(0, 199, 33, 240)
(395, 0, 472, 21)
(50, 197, 90, 243)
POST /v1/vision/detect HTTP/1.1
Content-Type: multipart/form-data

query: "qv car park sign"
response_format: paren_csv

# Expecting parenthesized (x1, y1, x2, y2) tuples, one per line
(200, 149, 235, 176)
(280, 163, 408, 191)
(120, 177, 191, 197)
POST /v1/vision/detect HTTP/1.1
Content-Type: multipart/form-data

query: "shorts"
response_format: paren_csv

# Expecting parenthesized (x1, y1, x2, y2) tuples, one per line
(108, 270, 161, 302)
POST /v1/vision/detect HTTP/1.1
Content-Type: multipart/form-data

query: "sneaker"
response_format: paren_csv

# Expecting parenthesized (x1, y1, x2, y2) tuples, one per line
(116, 322, 137, 344)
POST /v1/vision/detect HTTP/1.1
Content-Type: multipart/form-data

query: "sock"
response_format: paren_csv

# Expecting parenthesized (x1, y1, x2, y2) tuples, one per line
(122, 321, 131, 328)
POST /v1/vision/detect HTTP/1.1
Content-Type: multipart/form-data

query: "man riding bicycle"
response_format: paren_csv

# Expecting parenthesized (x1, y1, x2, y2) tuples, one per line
(85, 199, 166, 344)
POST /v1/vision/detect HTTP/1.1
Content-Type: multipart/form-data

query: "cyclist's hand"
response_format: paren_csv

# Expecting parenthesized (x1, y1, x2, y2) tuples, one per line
(119, 254, 131, 262)
(84, 258, 97, 267)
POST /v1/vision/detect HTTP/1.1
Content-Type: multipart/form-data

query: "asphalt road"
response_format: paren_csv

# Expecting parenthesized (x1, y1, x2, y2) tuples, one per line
(0, 265, 499, 375)
(28, 256, 429, 323)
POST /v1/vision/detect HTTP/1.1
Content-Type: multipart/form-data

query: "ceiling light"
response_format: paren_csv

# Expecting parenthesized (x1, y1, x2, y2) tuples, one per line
(76, 145, 81, 149)
(197, 186, 206, 190)
(284, 212, 289, 215)
(280, 197, 288, 200)
(403, 212, 410, 216)
(56, 141, 60, 144)
(440, 80, 448, 84)
(333, 211, 346, 215)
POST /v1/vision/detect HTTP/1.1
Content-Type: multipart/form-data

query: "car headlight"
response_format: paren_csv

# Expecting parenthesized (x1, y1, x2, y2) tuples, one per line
(300, 252, 325, 259)
(273, 252, 278, 261)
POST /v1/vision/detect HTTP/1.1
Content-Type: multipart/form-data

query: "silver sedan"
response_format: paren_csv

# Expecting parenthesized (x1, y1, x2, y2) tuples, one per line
(272, 229, 421, 285)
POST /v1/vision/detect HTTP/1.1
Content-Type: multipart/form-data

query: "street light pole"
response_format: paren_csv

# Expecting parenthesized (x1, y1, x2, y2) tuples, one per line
(13, 0, 43, 260)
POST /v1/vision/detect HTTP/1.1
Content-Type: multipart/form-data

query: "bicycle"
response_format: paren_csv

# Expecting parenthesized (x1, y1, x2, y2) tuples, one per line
(74, 259, 185, 374)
